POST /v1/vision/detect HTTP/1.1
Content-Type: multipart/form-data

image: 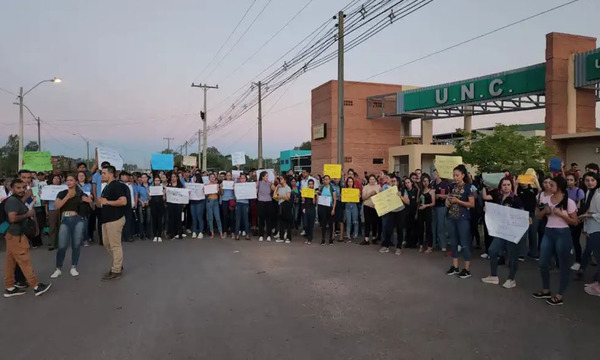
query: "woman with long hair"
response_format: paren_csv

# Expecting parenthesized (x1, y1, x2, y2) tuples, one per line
(220, 171, 236, 238)
(45, 174, 63, 251)
(574, 172, 600, 296)
(566, 173, 585, 271)
(417, 173, 435, 253)
(403, 177, 420, 248)
(446, 165, 475, 279)
(380, 176, 410, 255)
(50, 174, 94, 278)
(189, 172, 205, 239)
(166, 172, 185, 240)
(275, 175, 293, 243)
(206, 173, 224, 239)
(344, 176, 360, 242)
(316, 175, 337, 245)
(257, 171, 274, 242)
(481, 177, 524, 288)
(303, 179, 317, 244)
(150, 176, 165, 242)
(533, 176, 578, 305)
(234, 173, 251, 240)
(360, 175, 381, 245)
(76, 171, 93, 247)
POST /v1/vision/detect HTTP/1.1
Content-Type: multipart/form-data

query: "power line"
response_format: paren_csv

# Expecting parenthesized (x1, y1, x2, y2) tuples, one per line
(0, 86, 17, 96)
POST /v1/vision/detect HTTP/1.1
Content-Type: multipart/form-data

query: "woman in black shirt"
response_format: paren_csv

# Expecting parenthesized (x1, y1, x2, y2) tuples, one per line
(166, 173, 185, 240)
(150, 176, 165, 242)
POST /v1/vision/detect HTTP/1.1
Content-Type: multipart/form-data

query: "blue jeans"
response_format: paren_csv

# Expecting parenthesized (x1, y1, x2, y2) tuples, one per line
(488, 237, 520, 279)
(136, 206, 152, 239)
(236, 202, 249, 234)
(581, 231, 600, 278)
(344, 203, 359, 238)
(448, 217, 471, 261)
(206, 199, 222, 234)
(433, 206, 448, 249)
(520, 213, 538, 257)
(539, 227, 572, 295)
(57, 215, 85, 268)
(190, 201, 205, 234)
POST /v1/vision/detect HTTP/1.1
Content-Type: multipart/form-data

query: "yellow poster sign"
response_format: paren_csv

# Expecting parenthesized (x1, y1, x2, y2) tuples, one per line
(323, 164, 342, 179)
(517, 174, 535, 185)
(371, 186, 404, 216)
(341, 188, 360, 203)
(301, 188, 315, 199)
(435, 155, 463, 180)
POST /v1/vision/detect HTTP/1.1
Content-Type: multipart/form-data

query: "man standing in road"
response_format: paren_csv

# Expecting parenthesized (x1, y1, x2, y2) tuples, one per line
(4, 179, 52, 298)
(99, 165, 127, 281)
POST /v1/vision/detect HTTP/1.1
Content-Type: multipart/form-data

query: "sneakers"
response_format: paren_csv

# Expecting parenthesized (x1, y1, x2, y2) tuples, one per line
(395, 248, 403, 256)
(157, 237, 163, 243)
(300, 230, 306, 236)
(379, 247, 390, 253)
(50, 269, 62, 279)
(275, 239, 284, 243)
(285, 240, 291, 244)
(570, 263, 581, 271)
(273, 233, 280, 240)
(102, 272, 121, 281)
(14, 282, 28, 289)
(83, 241, 90, 247)
(480, 253, 489, 259)
(242, 231, 247, 237)
(481, 276, 499, 285)
(502, 279, 516, 289)
(4, 287, 26, 298)
(153, 237, 158, 242)
(192, 232, 197, 239)
(34, 283, 52, 296)
(446, 266, 460, 275)
(181, 234, 187, 238)
(584, 283, 600, 296)
(458, 269, 471, 279)
(532, 291, 552, 299)
(266, 236, 272, 242)
(70, 267, 79, 277)
(518, 256, 526, 262)
(259, 236, 264, 242)
(198, 233, 204, 239)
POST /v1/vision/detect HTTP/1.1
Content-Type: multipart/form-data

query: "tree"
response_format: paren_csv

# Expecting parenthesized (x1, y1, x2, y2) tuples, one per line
(453, 124, 556, 174)
(0, 135, 19, 176)
(294, 141, 311, 150)
(24, 141, 39, 151)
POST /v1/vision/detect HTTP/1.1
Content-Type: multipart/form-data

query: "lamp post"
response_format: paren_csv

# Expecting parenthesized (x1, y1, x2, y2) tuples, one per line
(13, 102, 42, 151)
(17, 77, 61, 168)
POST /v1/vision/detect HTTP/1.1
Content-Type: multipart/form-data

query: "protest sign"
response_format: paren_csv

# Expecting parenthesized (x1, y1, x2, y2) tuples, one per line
(484, 202, 529, 244)
(182, 156, 197, 167)
(166, 187, 189, 204)
(40, 185, 68, 200)
(204, 184, 218, 195)
(222, 181, 234, 190)
(22, 151, 52, 171)
(151, 153, 174, 170)
(231, 152, 246, 166)
(232, 170, 242, 180)
(372, 185, 404, 216)
(0, 186, 6, 202)
(323, 164, 342, 179)
(149, 186, 164, 196)
(482, 173, 505, 189)
(234, 182, 257, 200)
(32, 186, 42, 207)
(202, 176, 210, 184)
(517, 174, 535, 185)
(257, 169, 275, 182)
(549, 158, 562, 172)
(341, 188, 360, 203)
(97, 147, 124, 170)
(318, 195, 332, 207)
(301, 188, 315, 199)
(435, 155, 463, 180)
(185, 183, 205, 200)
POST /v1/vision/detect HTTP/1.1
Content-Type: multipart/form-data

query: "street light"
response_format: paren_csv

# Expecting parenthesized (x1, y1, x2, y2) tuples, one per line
(17, 77, 61, 168)
(13, 102, 42, 151)
(73, 133, 90, 160)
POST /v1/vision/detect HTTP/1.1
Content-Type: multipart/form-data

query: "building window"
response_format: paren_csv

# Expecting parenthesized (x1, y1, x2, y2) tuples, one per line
(372, 100, 383, 108)
(373, 158, 384, 164)
(344, 156, 353, 163)
(344, 100, 353, 107)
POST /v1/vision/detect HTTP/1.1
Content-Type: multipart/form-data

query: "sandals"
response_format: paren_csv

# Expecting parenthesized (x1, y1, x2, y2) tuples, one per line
(532, 291, 552, 299)
(546, 296, 563, 306)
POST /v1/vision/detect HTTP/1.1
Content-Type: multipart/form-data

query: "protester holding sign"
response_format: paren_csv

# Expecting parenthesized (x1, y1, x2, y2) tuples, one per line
(533, 176, 579, 306)
(45, 174, 64, 250)
(188, 176, 205, 240)
(445, 165, 475, 279)
(417, 174, 435, 254)
(517, 176, 540, 261)
(206, 173, 224, 239)
(76, 171, 93, 247)
(166, 173, 185, 240)
(380, 177, 410, 255)
(257, 171, 274, 242)
(360, 175, 381, 246)
(575, 172, 600, 296)
(302, 179, 317, 244)
(275, 176, 293, 243)
(481, 177, 525, 289)
(403, 177, 420, 248)
(149, 177, 165, 242)
(343, 177, 360, 241)
(220, 172, 236, 238)
(316, 175, 337, 246)
(234, 174, 251, 240)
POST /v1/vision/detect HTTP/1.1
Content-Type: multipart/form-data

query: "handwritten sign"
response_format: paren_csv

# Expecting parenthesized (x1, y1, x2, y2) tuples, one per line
(182, 156, 197, 167)
(257, 169, 275, 182)
(435, 155, 463, 180)
(231, 152, 246, 166)
(151, 153, 174, 170)
(186, 183, 205, 200)
(97, 147, 124, 170)
(482, 173, 505, 189)
(0, 186, 7, 202)
(371, 185, 404, 216)
(166, 187, 189, 204)
(341, 188, 360, 203)
(317, 195, 332, 207)
(232, 170, 242, 180)
(22, 151, 52, 171)
(204, 184, 218, 195)
(301, 188, 315, 199)
(323, 164, 342, 179)
(149, 186, 164, 196)
(40, 185, 68, 201)
(484, 202, 529, 244)
(222, 180, 234, 190)
(234, 182, 257, 200)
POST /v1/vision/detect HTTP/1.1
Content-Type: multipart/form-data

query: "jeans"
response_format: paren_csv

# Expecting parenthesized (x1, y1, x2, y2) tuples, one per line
(581, 231, 600, 278)
(206, 199, 222, 234)
(235, 202, 250, 234)
(190, 201, 205, 234)
(539, 227, 572, 295)
(57, 215, 85, 268)
(521, 215, 539, 257)
(448, 217, 471, 261)
(432, 206, 448, 249)
(488, 237, 519, 279)
(122, 208, 133, 241)
(136, 206, 152, 239)
(344, 203, 359, 238)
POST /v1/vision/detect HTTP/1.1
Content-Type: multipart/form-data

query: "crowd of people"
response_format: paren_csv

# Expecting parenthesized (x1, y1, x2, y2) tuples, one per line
(1, 158, 599, 306)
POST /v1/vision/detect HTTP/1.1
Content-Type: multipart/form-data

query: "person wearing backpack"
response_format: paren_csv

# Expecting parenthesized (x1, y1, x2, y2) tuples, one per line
(3, 178, 52, 298)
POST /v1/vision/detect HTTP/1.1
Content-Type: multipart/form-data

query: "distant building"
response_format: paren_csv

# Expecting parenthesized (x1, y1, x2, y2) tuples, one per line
(279, 150, 311, 173)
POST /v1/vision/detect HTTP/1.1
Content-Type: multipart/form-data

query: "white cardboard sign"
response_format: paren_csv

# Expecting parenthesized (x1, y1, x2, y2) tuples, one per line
(484, 202, 529, 244)
(166, 187, 190, 204)
(234, 182, 257, 200)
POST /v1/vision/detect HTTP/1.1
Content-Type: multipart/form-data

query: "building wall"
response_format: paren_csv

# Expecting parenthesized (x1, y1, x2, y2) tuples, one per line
(279, 150, 311, 172)
(311, 80, 407, 176)
(565, 139, 600, 168)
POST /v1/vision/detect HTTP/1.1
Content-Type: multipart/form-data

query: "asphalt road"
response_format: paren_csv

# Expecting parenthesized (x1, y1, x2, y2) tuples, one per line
(0, 235, 598, 360)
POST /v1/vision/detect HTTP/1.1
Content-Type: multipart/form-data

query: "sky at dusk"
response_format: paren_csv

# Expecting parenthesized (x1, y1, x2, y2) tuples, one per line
(1, 0, 599, 168)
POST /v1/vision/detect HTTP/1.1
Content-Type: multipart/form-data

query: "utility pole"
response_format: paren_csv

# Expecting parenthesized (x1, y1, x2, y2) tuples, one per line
(191, 83, 218, 172)
(18, 87, 24, 167)
(163, 137, 174, 152)
(336, 10, 345, 166)
(36, 117, 41, 151)
(184, 141, 189, 156)
(253, 81, 263, 168)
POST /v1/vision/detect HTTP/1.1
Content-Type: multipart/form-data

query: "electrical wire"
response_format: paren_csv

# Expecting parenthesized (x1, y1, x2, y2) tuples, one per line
(0, 87, 17, 97)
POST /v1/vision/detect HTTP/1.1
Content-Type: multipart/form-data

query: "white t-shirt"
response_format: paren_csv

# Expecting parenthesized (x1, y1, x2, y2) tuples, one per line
(277, 185, 291, 204)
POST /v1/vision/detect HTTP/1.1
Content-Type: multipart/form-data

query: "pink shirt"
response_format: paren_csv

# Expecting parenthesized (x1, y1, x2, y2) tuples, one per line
(540, 196, 577, 228)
